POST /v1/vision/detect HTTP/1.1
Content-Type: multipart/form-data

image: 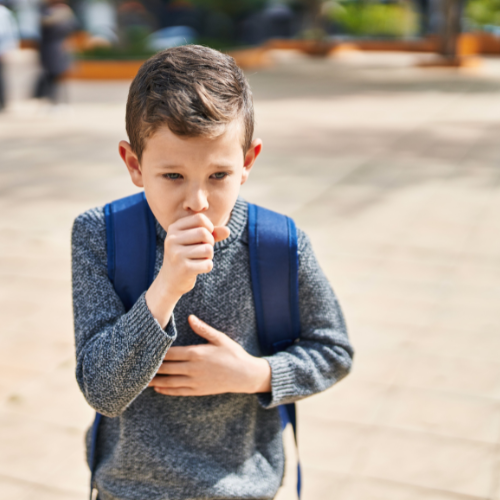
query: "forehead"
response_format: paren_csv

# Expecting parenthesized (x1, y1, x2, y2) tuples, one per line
(142, 119, 245, 166)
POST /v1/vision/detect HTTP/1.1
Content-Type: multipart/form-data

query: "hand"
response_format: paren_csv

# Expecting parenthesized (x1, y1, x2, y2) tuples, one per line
(162, 213, 230, 298)
(149, 315, 272, 396)
(146, 214, 230, 328)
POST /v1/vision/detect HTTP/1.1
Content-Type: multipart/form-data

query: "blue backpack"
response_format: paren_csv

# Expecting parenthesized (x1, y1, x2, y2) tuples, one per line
(89, 192, 302, 499)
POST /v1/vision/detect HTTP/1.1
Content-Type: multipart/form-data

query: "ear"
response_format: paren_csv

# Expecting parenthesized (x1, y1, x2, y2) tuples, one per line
(119, 140, 144, 188)
(241, 138, 262, 185)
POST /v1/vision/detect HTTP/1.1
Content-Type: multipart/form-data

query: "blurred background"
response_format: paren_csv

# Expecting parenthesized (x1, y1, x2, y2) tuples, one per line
(2, 0, 500, 499)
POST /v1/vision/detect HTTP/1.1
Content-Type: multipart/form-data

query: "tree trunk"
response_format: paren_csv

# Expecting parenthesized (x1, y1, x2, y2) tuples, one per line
(439, 0, 462, 59)
(303, 0, 322, 33)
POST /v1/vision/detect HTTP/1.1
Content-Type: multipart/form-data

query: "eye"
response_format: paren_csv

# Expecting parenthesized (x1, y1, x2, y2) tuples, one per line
(211, 172, 227, 180)
(163, 173, 182, 180)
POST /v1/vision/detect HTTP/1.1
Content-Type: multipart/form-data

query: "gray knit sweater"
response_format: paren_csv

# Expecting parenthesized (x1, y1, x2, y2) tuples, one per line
(72, 196, 353, 500)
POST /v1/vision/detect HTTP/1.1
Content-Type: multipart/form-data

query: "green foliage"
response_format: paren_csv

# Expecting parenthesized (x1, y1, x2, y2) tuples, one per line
(466, 0, 500, 27)
(77, 46, 156, 61)
(325, 1, 418, 37)
(78, 27, 156, 60)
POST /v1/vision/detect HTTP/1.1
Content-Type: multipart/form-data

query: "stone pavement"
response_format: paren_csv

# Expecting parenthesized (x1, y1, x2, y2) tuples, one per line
(1, 49, 500, 500)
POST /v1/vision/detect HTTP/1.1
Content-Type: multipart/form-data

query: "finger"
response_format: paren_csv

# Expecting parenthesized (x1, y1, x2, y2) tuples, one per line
(156, 361, 190, 375)
(174, 227, 215, 247)
(213, 226, 230, 243)
(187, 259, 213, 275)
(172, 213, 214, 233)
(149, 375, 191, 388)
(154, 387, 196, 396)
(188, 315, 224, 345)
(164, 346, 196, 361)
(185, 243, 213, 261)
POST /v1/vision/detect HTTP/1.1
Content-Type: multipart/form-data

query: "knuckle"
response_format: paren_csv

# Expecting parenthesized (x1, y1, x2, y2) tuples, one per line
(164, 239, 173, 253)
(185, 260, 196, 272)
(172, 248, 181, 261)
(198, 261, 212, 274)
(196, 227, 208, 240)
(189, 348, 202, 362)
(203, 244, 213, 258)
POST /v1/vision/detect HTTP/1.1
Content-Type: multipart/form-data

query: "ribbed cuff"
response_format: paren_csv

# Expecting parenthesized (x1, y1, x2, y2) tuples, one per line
(257, 353, 296, 409)
(127, 292, 177, 354)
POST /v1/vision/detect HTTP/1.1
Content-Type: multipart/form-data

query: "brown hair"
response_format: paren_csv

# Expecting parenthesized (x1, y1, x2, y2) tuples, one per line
(126, 45, 254, 163)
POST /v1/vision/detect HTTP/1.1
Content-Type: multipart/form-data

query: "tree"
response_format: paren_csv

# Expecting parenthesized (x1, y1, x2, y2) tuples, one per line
(439, 0, 463, 59)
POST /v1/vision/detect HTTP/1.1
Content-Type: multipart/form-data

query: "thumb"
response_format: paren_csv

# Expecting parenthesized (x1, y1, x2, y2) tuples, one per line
(188, 315, 224, 345)
(213, 226, 230, 243)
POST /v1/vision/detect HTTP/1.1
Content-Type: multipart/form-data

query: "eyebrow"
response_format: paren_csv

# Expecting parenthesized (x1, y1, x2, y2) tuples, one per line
(156, 162, 235, 170)
(209, 163, 235, 170)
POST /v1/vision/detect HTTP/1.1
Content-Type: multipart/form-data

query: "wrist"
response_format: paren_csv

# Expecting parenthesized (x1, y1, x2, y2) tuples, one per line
(248, 357, 272, 394)
(153, 273, 183, 303)
(145, 274, 181, 328)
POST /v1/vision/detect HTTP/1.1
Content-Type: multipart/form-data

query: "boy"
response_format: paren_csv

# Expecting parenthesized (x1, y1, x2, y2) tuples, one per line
(72, 45, 353, 500)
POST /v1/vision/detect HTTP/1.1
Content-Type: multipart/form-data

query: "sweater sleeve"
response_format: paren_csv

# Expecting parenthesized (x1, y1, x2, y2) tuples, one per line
(257, 229, 354, 409)
(71, 208, 176, 418)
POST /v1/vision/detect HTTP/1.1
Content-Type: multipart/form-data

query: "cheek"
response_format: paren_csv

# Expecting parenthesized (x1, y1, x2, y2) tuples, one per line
(143, 179, 180, 228)
(211, 179, 240, 216)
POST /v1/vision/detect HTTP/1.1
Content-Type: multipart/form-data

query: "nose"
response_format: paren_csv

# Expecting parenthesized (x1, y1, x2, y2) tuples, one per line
(183, 185, 209, 214)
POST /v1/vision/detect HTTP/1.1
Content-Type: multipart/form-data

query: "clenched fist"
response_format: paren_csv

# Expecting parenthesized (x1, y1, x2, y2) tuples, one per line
(145, 213, 230, 328)
(162, 213, 230, 297)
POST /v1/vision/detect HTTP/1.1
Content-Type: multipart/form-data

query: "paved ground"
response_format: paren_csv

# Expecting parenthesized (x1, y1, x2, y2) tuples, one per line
(1, 49, 500, 500)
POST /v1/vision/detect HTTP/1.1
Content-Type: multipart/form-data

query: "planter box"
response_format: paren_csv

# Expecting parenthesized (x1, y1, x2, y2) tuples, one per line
(464, 32, 500, 55)
(265, 39, 334, 56)
(67, 47, 271, 80)
(266, 37, 440, 55)
(68, 59, 145, 79)
(65, 32, 499, 80)
(266, 33, 500, 57)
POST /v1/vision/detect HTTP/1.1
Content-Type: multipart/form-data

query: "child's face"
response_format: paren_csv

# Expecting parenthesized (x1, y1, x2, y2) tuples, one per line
(119, 120, 262, 231)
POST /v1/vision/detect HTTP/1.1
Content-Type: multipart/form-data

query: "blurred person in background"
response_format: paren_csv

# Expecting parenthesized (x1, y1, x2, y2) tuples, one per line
(0, 0, 19, 111)
(34, 0, 77, 107)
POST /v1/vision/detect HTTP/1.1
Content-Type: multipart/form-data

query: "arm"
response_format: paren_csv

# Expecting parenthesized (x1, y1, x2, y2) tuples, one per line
(258, 230, 354, 408)
(72, 209, 176, 418)
(149, 229, 352, 399)
(72, 209, 229, 416)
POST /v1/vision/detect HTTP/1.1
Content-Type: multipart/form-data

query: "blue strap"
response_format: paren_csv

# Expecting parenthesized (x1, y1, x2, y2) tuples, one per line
(247, 204, 300, 355)
(278, 404, 302, 496)
(248, 203, 302, 498)
(104, 191, 157, 311)
(89, 192, 156, 498)
(88, 412, 102, 496)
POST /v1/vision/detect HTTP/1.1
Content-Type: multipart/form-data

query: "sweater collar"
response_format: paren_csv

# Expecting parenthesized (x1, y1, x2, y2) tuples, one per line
(155, 196, 248, 251)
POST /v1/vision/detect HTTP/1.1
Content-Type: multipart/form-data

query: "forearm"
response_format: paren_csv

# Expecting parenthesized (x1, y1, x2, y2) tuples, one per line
(75, 294, 176, 417)
(145, 272, 180, 329)
(258, 229, 354, 408)
(259, 336, 353, 408)
(72, 210, 177, 416)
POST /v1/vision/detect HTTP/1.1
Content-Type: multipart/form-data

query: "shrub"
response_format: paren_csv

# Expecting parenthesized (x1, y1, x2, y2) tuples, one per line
(326, 0, 418, 37)
(466, 0, 500, 28)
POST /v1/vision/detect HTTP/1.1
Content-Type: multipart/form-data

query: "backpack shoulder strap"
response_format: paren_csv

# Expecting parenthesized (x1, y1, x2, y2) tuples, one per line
(247, 203, 300, 355)
(104, 191, 157, 311)
(247, 203, 302, 498)
(89, 191, 156, 499)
